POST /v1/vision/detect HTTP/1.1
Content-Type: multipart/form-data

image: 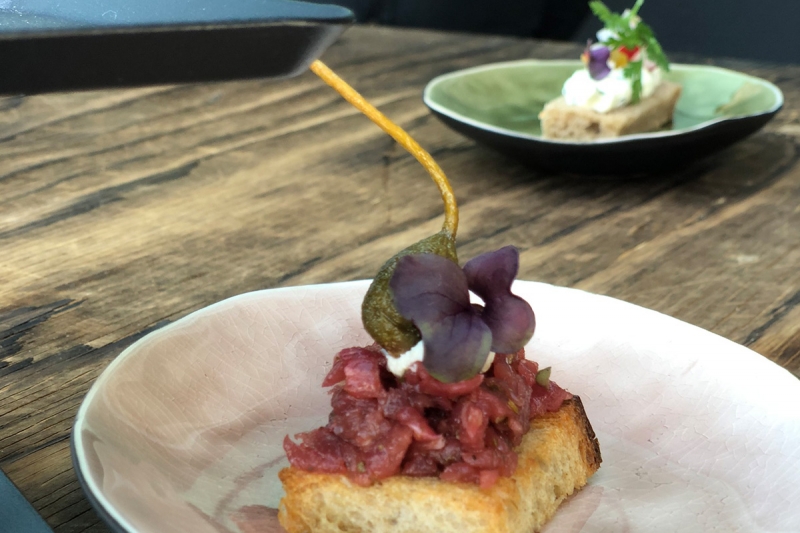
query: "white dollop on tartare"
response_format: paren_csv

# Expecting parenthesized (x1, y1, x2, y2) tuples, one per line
(383, 342, 496, 378)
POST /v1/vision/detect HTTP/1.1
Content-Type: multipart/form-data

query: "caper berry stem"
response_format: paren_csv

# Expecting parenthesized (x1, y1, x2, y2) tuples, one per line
(309, 60, 459, 238)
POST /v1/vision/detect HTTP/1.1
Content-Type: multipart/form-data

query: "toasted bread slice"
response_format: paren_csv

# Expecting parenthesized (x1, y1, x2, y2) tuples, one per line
(539, 80, 682, 140)
(278, 396, 601, 533)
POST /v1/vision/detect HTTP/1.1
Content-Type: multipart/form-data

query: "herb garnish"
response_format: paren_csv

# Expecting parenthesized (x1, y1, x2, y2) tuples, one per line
(586, 0, 670, 102)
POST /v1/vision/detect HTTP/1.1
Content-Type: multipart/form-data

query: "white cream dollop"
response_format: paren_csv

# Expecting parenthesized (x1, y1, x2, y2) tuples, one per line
(383, 342, 496, 378)
(562, 65, 662, 114)
(384, 342, 425, 377)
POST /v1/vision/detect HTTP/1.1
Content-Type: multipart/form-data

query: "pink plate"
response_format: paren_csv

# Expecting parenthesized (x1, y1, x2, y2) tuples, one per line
(72, 280, 800, 532)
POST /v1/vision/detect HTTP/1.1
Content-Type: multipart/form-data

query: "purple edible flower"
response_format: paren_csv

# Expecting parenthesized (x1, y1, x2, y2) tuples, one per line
(389, 246, 535, 383)
(587, 43, 611, 81)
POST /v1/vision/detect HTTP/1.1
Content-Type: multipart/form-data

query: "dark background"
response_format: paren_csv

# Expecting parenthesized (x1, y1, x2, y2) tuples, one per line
(312, 0, 800, 64)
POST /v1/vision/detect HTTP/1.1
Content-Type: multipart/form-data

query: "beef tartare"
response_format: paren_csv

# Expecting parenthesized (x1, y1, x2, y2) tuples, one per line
(284, 345, 570, 488)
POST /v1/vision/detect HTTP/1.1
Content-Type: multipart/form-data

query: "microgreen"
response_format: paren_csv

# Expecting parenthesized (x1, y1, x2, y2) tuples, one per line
(390, 247, 535, 383)
(462, 246, 536, 354)
(588, 0, 670, 102)
(390, 253, 492, 383)
(624, 60, 643, 102)
(629, 0, 645, 17)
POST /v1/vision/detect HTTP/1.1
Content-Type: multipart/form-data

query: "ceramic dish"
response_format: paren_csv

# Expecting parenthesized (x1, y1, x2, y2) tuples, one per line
(423, 60, 783, 175)
(72, 280, 800, 533)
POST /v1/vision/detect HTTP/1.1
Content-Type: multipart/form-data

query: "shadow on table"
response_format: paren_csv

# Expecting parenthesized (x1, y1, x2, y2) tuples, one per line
(464, 132, 796, 201)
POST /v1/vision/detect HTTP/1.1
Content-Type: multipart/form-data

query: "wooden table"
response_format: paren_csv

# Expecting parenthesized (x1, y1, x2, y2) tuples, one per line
(1, 24, 799, 532)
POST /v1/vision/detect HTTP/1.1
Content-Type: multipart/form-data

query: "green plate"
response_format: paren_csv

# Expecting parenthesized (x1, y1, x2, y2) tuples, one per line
(424, 60, 783, 174)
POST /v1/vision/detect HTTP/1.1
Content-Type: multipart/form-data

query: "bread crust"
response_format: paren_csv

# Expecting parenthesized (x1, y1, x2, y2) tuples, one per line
(539, 80, 682, 140)
(278, 396, 601, 533)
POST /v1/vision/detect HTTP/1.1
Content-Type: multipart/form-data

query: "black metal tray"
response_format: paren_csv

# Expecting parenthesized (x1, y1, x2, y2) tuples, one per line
(0, 0, 353, 94)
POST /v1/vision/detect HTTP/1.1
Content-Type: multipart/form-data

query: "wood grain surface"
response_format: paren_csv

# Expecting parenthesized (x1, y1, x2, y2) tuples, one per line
(1, 25, 799, 532)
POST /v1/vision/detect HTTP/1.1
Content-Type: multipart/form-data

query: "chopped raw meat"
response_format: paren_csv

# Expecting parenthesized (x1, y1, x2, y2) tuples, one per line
(285, 345, 570, 487)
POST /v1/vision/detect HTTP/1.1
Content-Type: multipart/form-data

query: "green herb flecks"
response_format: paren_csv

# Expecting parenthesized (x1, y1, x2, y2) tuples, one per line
(535, 366, 551, 388)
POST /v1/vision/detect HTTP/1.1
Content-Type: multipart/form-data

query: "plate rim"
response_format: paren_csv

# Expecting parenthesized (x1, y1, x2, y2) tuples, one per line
(70, 439, 130, 533)
(422, 59, 784, 146)
(71, 281, 367, 533)
(71, 279, 800, 532)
